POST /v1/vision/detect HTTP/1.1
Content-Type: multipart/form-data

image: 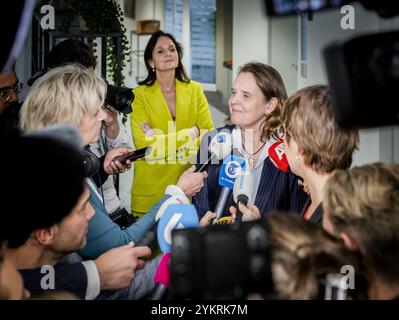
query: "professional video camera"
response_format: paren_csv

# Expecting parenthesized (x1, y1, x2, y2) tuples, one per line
(265, 0, 399, 128)
(170, 221, 274, 299)
(169, 220, 362, 300)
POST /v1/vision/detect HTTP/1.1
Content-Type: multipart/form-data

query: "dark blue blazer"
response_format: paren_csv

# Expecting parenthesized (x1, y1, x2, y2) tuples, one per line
(193, 126, 309, 219)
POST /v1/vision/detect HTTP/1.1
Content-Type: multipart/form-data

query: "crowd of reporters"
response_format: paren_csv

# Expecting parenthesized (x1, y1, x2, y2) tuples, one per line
(0, 33, 398, 301)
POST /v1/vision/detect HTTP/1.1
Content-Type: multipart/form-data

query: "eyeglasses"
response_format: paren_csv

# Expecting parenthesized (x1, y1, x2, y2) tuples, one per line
(0, 79, 21, 104)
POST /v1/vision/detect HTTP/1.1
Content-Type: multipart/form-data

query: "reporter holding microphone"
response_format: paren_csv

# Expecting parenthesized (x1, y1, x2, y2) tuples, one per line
(193, 62, 307, 221)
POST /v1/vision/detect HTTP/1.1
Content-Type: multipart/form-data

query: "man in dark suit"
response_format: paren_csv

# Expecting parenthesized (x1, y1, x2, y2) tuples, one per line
(0, 129, 154, 299)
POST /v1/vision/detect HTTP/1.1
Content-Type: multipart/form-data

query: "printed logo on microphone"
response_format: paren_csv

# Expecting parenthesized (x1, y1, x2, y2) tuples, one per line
(219, 155, 246, 189)
(157, 204, 199, 253)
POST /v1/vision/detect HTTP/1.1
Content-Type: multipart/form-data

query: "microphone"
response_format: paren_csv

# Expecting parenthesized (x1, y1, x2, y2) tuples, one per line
(213, 155, 246, 224)
(150, 253, 171, 300)
(157, 203, 199, 254)
(268, 140, 289, 173)
(150, 204, 199, 300)
(233, 171, 254, 223)
(155, 195, 190, 222)
(196, 131, 233, 172)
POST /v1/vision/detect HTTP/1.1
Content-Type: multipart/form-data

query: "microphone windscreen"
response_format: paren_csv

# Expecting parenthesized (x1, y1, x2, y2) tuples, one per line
(233, 171, 254, 204)
(218, 155, 247, 189)
(157, 204, 199, 253)
(154, 253, 171, 287)
(24, 123, 83, 151)
(209, 131, 232, 160)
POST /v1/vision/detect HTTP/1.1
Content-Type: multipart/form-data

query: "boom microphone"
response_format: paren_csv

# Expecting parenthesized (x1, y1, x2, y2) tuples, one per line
(196, 131, 233, 172)
(233, 171, 254, 223)
(213, 155, 246, 223)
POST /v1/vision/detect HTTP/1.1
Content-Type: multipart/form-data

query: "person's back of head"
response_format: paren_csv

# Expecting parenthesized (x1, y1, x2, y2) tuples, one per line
(0, 133, 85, 249)
(281, 85, 359, 174)
(268, 213, 367, 300)
(47, 39, 96, 70)
(323, 163, 399, 297)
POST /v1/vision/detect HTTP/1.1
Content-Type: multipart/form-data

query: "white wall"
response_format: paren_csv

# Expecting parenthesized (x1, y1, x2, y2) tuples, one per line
(232, 0, 270, 80)
(270, 15, 298, 95)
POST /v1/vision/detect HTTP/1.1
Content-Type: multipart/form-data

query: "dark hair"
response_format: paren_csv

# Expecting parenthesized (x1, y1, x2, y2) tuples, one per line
(0, 135, 85, 249)
(239, 62, 287, 141)
(47, 39, 97, 69)
(139, 31, 189, 86)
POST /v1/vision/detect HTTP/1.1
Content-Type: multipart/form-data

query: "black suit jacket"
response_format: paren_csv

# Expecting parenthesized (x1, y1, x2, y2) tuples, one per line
(193, 126, 308, 218)
(19, 262, 88, 299)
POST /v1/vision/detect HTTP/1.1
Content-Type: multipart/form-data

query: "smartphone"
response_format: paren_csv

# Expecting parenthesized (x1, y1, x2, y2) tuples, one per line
(113, 146, 152, 164)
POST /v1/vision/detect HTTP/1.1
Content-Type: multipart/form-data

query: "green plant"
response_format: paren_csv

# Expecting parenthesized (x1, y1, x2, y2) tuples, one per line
(67, 0, 131, 86)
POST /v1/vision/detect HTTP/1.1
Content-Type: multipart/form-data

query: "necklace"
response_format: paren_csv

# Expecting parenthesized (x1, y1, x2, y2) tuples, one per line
(242, 141, 266, 167)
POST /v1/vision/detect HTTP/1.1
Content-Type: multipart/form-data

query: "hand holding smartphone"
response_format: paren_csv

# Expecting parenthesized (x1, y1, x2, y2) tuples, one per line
(113, 146, 152, 164)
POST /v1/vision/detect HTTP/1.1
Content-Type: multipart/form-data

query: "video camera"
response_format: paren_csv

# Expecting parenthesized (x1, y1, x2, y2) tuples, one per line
(265, 0, 399, 128)
(169, 221, 274, 299)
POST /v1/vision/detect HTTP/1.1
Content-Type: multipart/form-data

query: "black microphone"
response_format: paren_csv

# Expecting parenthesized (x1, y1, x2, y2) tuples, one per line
(233, 172, 254, 223)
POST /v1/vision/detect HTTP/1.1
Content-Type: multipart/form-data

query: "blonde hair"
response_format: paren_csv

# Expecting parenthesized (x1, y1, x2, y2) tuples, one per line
(239, 62, 287, 141)
(20, 64, 106, 132)
(268, 213, 366, 299)
(281, 85, 359, 174)
(324, 163, 399, 284)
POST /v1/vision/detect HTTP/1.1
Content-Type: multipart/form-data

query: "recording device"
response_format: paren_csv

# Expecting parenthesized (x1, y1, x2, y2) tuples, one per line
(105, 84, 134, 114)
(150, 204, 199, 300)
(324, 273, 349, 300)
(170, 220, 274, 299)
(195, 131, 233, 172)
(112, 146, 152, 164)
(150, 253, 171, 300)
(324, 30, 399, 128)
(265, 0, 399, 128)
(265, 0, 399, 18)
(156, 203, 199, 254)
(268, 140, 289, 173)
(265, 0, 346, 16)
(213, 155, 246, 223)
(233, 172, 254, 223)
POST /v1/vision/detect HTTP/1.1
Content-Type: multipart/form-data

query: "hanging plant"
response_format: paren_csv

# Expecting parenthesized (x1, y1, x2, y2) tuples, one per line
(67, 0, 131, 86)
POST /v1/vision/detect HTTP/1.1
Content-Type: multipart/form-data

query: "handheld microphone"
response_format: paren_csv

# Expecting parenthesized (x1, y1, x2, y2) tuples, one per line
(150, 253, 171, 300)
(151, 204, 199, 300)
(268, 140, 289, 173)
(157, 204, 199, 254)
(155, 195, 190, 222)
(213, 155, 246, 223)
(196, 131, 233, 172)
(233, 171, 254, 223)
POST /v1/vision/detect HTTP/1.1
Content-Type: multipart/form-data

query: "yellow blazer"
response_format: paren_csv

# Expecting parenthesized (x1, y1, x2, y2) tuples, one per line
(130, 79, 214, 215)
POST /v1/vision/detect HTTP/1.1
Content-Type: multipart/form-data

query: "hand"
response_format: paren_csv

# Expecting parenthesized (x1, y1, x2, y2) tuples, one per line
(95, 242, 151, 291)
(140, 121, 155, 137)
(104, 147, 133, 175)
(230, 203, 261, 222)
(177, 165, 208, 197)
(103, 105, 120, 140)
(199, 211, 216, 226)
(190, 126, 200, 140)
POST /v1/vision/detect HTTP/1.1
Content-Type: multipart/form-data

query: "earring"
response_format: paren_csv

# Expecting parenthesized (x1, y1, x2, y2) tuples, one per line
(295, 155, 300, 160)
(152, 66, 155, 72)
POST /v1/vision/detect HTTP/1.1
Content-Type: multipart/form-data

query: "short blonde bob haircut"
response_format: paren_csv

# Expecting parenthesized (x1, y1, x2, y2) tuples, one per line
(282, 85, 359, 174)
(20, 64, 106, 132)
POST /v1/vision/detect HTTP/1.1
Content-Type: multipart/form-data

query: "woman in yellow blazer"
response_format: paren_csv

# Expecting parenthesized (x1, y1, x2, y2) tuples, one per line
(131, 31, 214, 217)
